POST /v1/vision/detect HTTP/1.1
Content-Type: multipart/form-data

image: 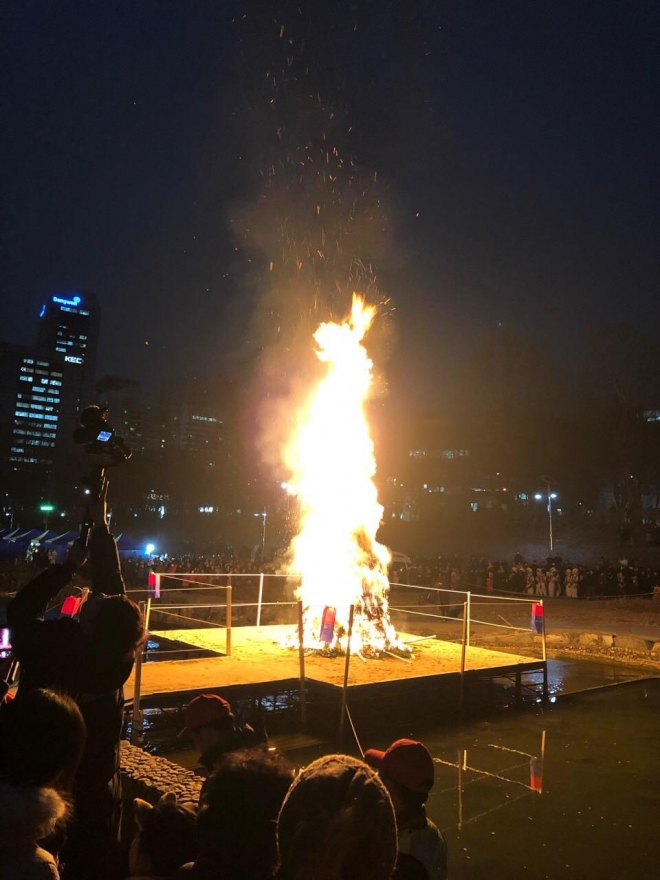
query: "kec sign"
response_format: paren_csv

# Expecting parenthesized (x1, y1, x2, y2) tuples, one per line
(53, 294, 82, 307)
(65, 355, 83, 364)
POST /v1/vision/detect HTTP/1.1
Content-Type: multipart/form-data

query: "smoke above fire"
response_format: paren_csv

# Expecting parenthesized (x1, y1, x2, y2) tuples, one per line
(227, 15, 407, 655)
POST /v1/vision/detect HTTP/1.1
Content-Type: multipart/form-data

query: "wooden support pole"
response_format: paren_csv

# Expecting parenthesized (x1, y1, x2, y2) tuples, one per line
(459, 600, 468, 716)
(226, 585, 232, 656)
(338, 604, 355, 746)
(256, 573, 265, 626)
(131, 600, 145, 745)
(297, 601, 307, 727)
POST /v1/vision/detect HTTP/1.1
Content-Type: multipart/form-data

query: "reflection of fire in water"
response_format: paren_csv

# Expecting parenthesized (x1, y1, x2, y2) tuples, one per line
(284, 295, 411, 658)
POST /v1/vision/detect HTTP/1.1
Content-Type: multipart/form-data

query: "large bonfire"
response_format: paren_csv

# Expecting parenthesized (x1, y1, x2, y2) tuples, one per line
(284, 295, 410, 658)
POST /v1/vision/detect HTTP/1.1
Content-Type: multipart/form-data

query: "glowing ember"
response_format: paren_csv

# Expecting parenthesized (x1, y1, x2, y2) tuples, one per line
(284, 295, 410, 658)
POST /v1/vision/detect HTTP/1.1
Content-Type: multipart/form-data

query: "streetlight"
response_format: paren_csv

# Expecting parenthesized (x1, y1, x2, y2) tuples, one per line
(254, 512, 267, 558)
(535, 488, 558, 553)
(39, 502, 55, 531)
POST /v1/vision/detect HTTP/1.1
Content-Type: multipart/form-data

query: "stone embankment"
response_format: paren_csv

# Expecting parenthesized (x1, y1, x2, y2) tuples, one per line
(546, 630, 660, 668)
(120, 741, 201, 809)
(467, 595, 660, 670)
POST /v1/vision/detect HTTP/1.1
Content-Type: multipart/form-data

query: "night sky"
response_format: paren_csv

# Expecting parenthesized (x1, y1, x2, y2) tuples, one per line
(1, 1, 658, 408)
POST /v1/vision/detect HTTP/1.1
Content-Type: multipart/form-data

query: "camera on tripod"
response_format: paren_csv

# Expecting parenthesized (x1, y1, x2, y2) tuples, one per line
(73, 405, 132, 469)
(73, 405, 132, 545)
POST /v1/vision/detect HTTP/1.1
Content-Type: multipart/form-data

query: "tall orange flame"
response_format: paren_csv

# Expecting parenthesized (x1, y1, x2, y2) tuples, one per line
(284, 295, 406, 655)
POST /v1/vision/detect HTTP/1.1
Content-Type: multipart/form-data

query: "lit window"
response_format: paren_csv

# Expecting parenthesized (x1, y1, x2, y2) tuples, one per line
(442, 449, 469, 459)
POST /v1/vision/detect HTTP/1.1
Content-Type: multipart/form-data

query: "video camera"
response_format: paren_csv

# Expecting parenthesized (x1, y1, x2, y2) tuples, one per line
(73, 405, 131, 466)
(73, 405, 132, 545)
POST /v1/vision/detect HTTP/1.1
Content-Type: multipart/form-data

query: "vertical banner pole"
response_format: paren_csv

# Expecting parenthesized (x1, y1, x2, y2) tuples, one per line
(457, 748, 464, 829)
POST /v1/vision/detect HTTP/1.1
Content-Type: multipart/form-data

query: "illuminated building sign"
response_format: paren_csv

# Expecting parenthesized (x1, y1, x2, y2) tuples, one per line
(65, 355, 84, 364)
(53, 294, 82, 307)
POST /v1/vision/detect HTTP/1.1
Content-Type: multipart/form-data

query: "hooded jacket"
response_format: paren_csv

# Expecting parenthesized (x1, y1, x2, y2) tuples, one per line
(0, 782, 69, 879)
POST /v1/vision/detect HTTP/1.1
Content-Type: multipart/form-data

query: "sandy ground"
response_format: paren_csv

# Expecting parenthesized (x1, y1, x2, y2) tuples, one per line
(128, 625, 540, 702)
(124, 593, 660, 703)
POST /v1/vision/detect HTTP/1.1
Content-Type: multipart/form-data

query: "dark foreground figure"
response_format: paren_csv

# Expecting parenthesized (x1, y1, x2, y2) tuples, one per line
(8, 493, 144, 880)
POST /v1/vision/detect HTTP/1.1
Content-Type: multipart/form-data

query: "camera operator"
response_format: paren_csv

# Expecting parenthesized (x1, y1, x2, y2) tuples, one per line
(7, 480, 144, 880)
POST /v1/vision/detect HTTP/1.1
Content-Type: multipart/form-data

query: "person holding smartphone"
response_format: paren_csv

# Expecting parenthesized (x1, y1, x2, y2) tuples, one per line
(8, 481, 145, 880)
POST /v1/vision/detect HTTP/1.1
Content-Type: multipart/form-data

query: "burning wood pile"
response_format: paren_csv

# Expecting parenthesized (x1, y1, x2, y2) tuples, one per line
(282, 295, 412, 661)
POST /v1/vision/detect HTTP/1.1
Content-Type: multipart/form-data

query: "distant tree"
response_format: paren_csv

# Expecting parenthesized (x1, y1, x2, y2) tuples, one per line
(463, 327, 563, 490)
(586, 324, 660, 518)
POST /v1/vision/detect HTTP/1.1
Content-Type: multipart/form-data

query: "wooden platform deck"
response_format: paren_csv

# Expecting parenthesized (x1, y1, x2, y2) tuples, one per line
(125, 625, 544, 705)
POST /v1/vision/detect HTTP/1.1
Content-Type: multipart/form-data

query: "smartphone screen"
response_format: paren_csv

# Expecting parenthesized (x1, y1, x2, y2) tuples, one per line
(0, 628, 11, 658)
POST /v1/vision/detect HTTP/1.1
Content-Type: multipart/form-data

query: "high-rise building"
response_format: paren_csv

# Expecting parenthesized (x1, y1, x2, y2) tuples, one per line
(176, 405, 224, 465)
(0, 290, 101, 514)
(37, 290, 100, 412)
(0, 343, 66, 506)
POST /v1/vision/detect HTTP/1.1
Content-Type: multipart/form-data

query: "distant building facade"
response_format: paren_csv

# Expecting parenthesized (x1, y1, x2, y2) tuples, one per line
(0, 343, 64, 474)
(0, 291, 101, 518)
(37, 290, 99, 413)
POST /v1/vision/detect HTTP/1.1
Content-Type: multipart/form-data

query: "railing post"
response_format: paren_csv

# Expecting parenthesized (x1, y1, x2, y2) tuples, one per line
(257, 573, 265, 627)
(459, 600, 468, 716)
(540, 598, 548, 704)
(466, 591, 471, 647)
(226, 585, 232, 656)
(540, 599, 547, 662)
(297, 600, 307, 727)
(144, 596, 152, 633)
(131, 600, 145, 745)
(338, 604, 355, 746)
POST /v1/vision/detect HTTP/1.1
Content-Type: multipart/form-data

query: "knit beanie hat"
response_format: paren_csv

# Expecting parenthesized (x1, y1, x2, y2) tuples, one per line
(277, 754, 398, 880)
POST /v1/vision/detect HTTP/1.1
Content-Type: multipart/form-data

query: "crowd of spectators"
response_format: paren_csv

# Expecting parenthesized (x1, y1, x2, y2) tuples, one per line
(2, 507, 450, 879)
(403, 554, 660, 599)
(4, 508, 659, 878)
(4, 545, 660, 601)
(1, 682, 447, 878)
(121, 553, 269, 588)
